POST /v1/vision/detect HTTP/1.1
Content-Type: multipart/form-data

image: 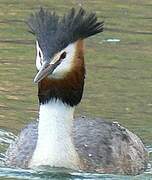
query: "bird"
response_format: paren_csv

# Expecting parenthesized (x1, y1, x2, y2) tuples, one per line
(5, 8, 148, 175)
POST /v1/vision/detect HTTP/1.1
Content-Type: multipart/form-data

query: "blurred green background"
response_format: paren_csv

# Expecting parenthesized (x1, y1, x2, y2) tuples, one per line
(0, 0, 152, 145)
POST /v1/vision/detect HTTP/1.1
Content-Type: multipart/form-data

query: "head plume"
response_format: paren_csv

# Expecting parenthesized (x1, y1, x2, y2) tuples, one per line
(27, 7, 104, 59)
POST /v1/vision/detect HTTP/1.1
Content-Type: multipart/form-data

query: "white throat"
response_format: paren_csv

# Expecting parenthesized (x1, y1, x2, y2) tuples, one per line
(29, 100, 80, 169)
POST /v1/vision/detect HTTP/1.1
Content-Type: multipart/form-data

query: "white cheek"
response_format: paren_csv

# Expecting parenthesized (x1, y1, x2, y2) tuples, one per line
(52, 57, 72, 76)
(51, 43, 76, 78)
(36, 41, 43, 70)
(36, 54, 42, 70)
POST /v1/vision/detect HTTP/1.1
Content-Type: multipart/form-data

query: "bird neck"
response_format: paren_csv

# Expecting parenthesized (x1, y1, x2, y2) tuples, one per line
(30, 99, 81, 169)
(30, 40, 84, 168)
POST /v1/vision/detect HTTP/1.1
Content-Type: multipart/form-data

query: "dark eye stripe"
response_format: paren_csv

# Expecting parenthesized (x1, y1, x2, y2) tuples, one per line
(39, 51, 42, 58)
(38, 50, 43, 65)
(60, 52, 66, 60)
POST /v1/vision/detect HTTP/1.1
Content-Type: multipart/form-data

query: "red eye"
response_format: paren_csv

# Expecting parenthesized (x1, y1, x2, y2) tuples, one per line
(60, 52, 66, 60)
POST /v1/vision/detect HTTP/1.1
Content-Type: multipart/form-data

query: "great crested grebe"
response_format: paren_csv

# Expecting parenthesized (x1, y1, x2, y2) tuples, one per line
(5, 8, 148, 175)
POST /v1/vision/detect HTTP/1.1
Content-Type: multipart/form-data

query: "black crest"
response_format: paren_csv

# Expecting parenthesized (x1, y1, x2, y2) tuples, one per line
(27, 8, 104, 59)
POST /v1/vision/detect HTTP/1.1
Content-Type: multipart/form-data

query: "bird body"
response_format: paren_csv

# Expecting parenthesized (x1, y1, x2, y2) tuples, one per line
(5, 116, 148, 175)
(5, 8, 148, 175)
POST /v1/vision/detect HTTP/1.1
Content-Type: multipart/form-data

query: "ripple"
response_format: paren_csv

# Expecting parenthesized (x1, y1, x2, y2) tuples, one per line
(0, 129, 16, 145)
(0, 166, 152, 180)
(0, 167, 138, 180)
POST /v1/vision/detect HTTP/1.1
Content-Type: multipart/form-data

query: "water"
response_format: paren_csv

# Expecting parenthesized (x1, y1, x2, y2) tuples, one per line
(0, 165, 152, 180)
(0, 168, 149, 180)
(0, 128, 151, 180)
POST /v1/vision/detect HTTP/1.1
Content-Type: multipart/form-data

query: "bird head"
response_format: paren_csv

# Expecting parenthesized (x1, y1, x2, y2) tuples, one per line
(28, 8, 103, 83)
(27, 8, 103, 105)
